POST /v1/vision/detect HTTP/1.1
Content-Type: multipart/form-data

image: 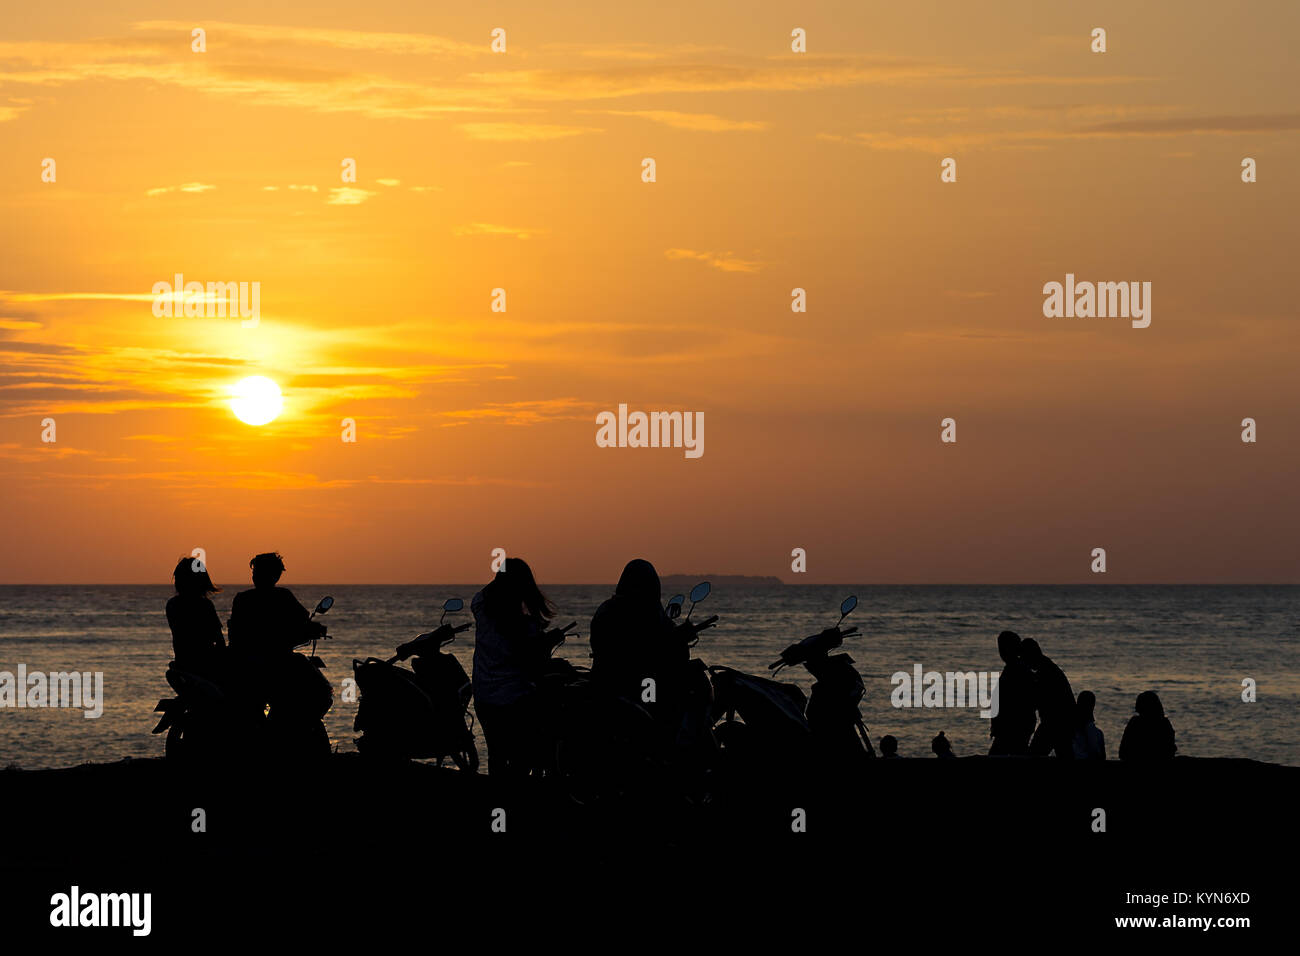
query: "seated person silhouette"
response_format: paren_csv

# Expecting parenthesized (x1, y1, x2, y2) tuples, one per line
(1118, 691, 1177, 761)
(931, 731, 956, 759)
(880, 734, 901, 759)
(227, 552, 322, 702)
(590, 559, 683, 704)
(1071, 690, 1106, 760)
(165, 556, 226, 682)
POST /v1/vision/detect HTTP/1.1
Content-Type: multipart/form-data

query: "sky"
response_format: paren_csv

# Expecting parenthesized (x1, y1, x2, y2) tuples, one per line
(1, 1, 1298, 584)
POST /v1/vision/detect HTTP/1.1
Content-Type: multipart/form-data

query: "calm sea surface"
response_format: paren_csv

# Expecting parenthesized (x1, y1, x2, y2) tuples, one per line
(1, 585, 1297, 769)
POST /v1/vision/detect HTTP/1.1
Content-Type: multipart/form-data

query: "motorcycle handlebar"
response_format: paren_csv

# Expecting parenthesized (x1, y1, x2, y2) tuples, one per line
(768, 623, 856, 669)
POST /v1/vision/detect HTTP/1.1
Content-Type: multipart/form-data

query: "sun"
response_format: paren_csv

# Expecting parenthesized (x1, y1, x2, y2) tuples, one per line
(230, 375, 283, 426)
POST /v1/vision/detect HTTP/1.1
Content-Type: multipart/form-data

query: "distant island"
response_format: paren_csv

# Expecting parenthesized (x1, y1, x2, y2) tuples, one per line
(662, 574, 785, 588)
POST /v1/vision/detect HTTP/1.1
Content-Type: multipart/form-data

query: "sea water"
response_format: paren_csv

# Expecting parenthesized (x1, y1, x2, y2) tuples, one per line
(1, 585, 1296, 770)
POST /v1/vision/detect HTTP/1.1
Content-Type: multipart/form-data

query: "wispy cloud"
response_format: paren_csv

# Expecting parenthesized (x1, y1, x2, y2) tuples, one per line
(665, 249, 762, 274)
(131, 20, 484, 57)
(439, 397, 600, 426)
(326, 186, 376, 205)
(587, 109, 767, 132)
(454, 222, 544, 240)
(1079, 113, 1300, 135)
(145, 182, 216, 196)
(457, 122, 600, 141)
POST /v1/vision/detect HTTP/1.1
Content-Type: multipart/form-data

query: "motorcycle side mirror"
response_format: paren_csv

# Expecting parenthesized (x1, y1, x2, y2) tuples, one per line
(838, 595, 858, 623)
(667, 600, 683, 621)
(440, 596, 464, 624)
(685, 581, 710, 621)
(314, 596, 334, 615)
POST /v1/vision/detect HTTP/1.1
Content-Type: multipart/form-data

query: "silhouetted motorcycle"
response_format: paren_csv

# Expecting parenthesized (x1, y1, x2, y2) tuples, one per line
(154, 594, 335, 761)
(769, 595, 875, 763)
(352, 597, 478, 770)
(539, 584, 718, 804)
(708, 595, 873, 774)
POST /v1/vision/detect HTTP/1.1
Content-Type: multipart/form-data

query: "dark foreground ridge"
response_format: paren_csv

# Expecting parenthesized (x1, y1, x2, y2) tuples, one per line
(2, 754, 1293, 939)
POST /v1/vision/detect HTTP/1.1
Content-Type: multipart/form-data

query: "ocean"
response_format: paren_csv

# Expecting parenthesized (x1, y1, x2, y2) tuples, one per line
(1, 584, 1297, 769)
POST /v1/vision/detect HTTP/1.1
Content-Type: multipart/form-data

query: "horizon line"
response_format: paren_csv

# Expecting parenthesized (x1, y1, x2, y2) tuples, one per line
(2, 581, 1299, 588)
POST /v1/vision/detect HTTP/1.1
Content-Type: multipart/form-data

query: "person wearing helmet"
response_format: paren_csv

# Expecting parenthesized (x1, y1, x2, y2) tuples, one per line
(227, 552, 323, 708)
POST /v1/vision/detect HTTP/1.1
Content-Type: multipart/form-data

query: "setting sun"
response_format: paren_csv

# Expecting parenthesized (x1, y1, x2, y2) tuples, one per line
(230, 375, 283, 426)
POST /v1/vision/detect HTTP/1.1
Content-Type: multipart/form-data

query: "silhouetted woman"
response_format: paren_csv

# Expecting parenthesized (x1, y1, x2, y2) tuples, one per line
(589, 559, 680, 701)
(165, 556, 226, 681)
(1071, 690, 1106, 760)
(470, 558, 556, 776)
(931, 731, 956, 759)
(1118, 691, 1176, 761)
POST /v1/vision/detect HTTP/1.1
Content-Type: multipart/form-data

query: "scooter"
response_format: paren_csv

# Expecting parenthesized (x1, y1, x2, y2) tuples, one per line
(542, 584, 718, 804)
(769, 595, 875, 763)
(708, 595, 873, 775)
(352, 597, 478, 770)
(154, 594, 335, 761)
(264, 595, 336, 759)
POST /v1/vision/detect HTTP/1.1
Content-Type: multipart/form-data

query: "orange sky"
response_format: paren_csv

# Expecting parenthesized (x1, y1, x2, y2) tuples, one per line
(2, 1, 1298, 584)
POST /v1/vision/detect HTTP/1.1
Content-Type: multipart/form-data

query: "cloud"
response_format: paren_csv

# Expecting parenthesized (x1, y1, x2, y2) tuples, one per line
(438, 397, 601, 426)
(665, 249, 762, 274)
(453, 222, 543, 240)
(145, 182, 216, 196)
(375, 178, 401, 186)
(326, 186, 376, 205)
(457, 122, 600, 141)
(836, 108, 1300, 152)
(587, 109, 767, 132)
(1079, 113, 1300, 135)
(132, 20, 483, 57)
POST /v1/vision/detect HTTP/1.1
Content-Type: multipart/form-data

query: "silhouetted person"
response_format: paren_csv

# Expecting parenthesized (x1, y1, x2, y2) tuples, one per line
(227, 553, 322, 709)
(165, 556, 227, 686)
(989, 631, 1035, 755)
(1022, 638, 1075, 759)
(1118, 691, 1177, 761)
(1072, 690, 1106, 760)
(471, 558, 556, 777)
(880, 734, 900, 759)
(590, 559, 683, 703)
(228, 553, 320, 663)
(932, 731, 955, 759)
